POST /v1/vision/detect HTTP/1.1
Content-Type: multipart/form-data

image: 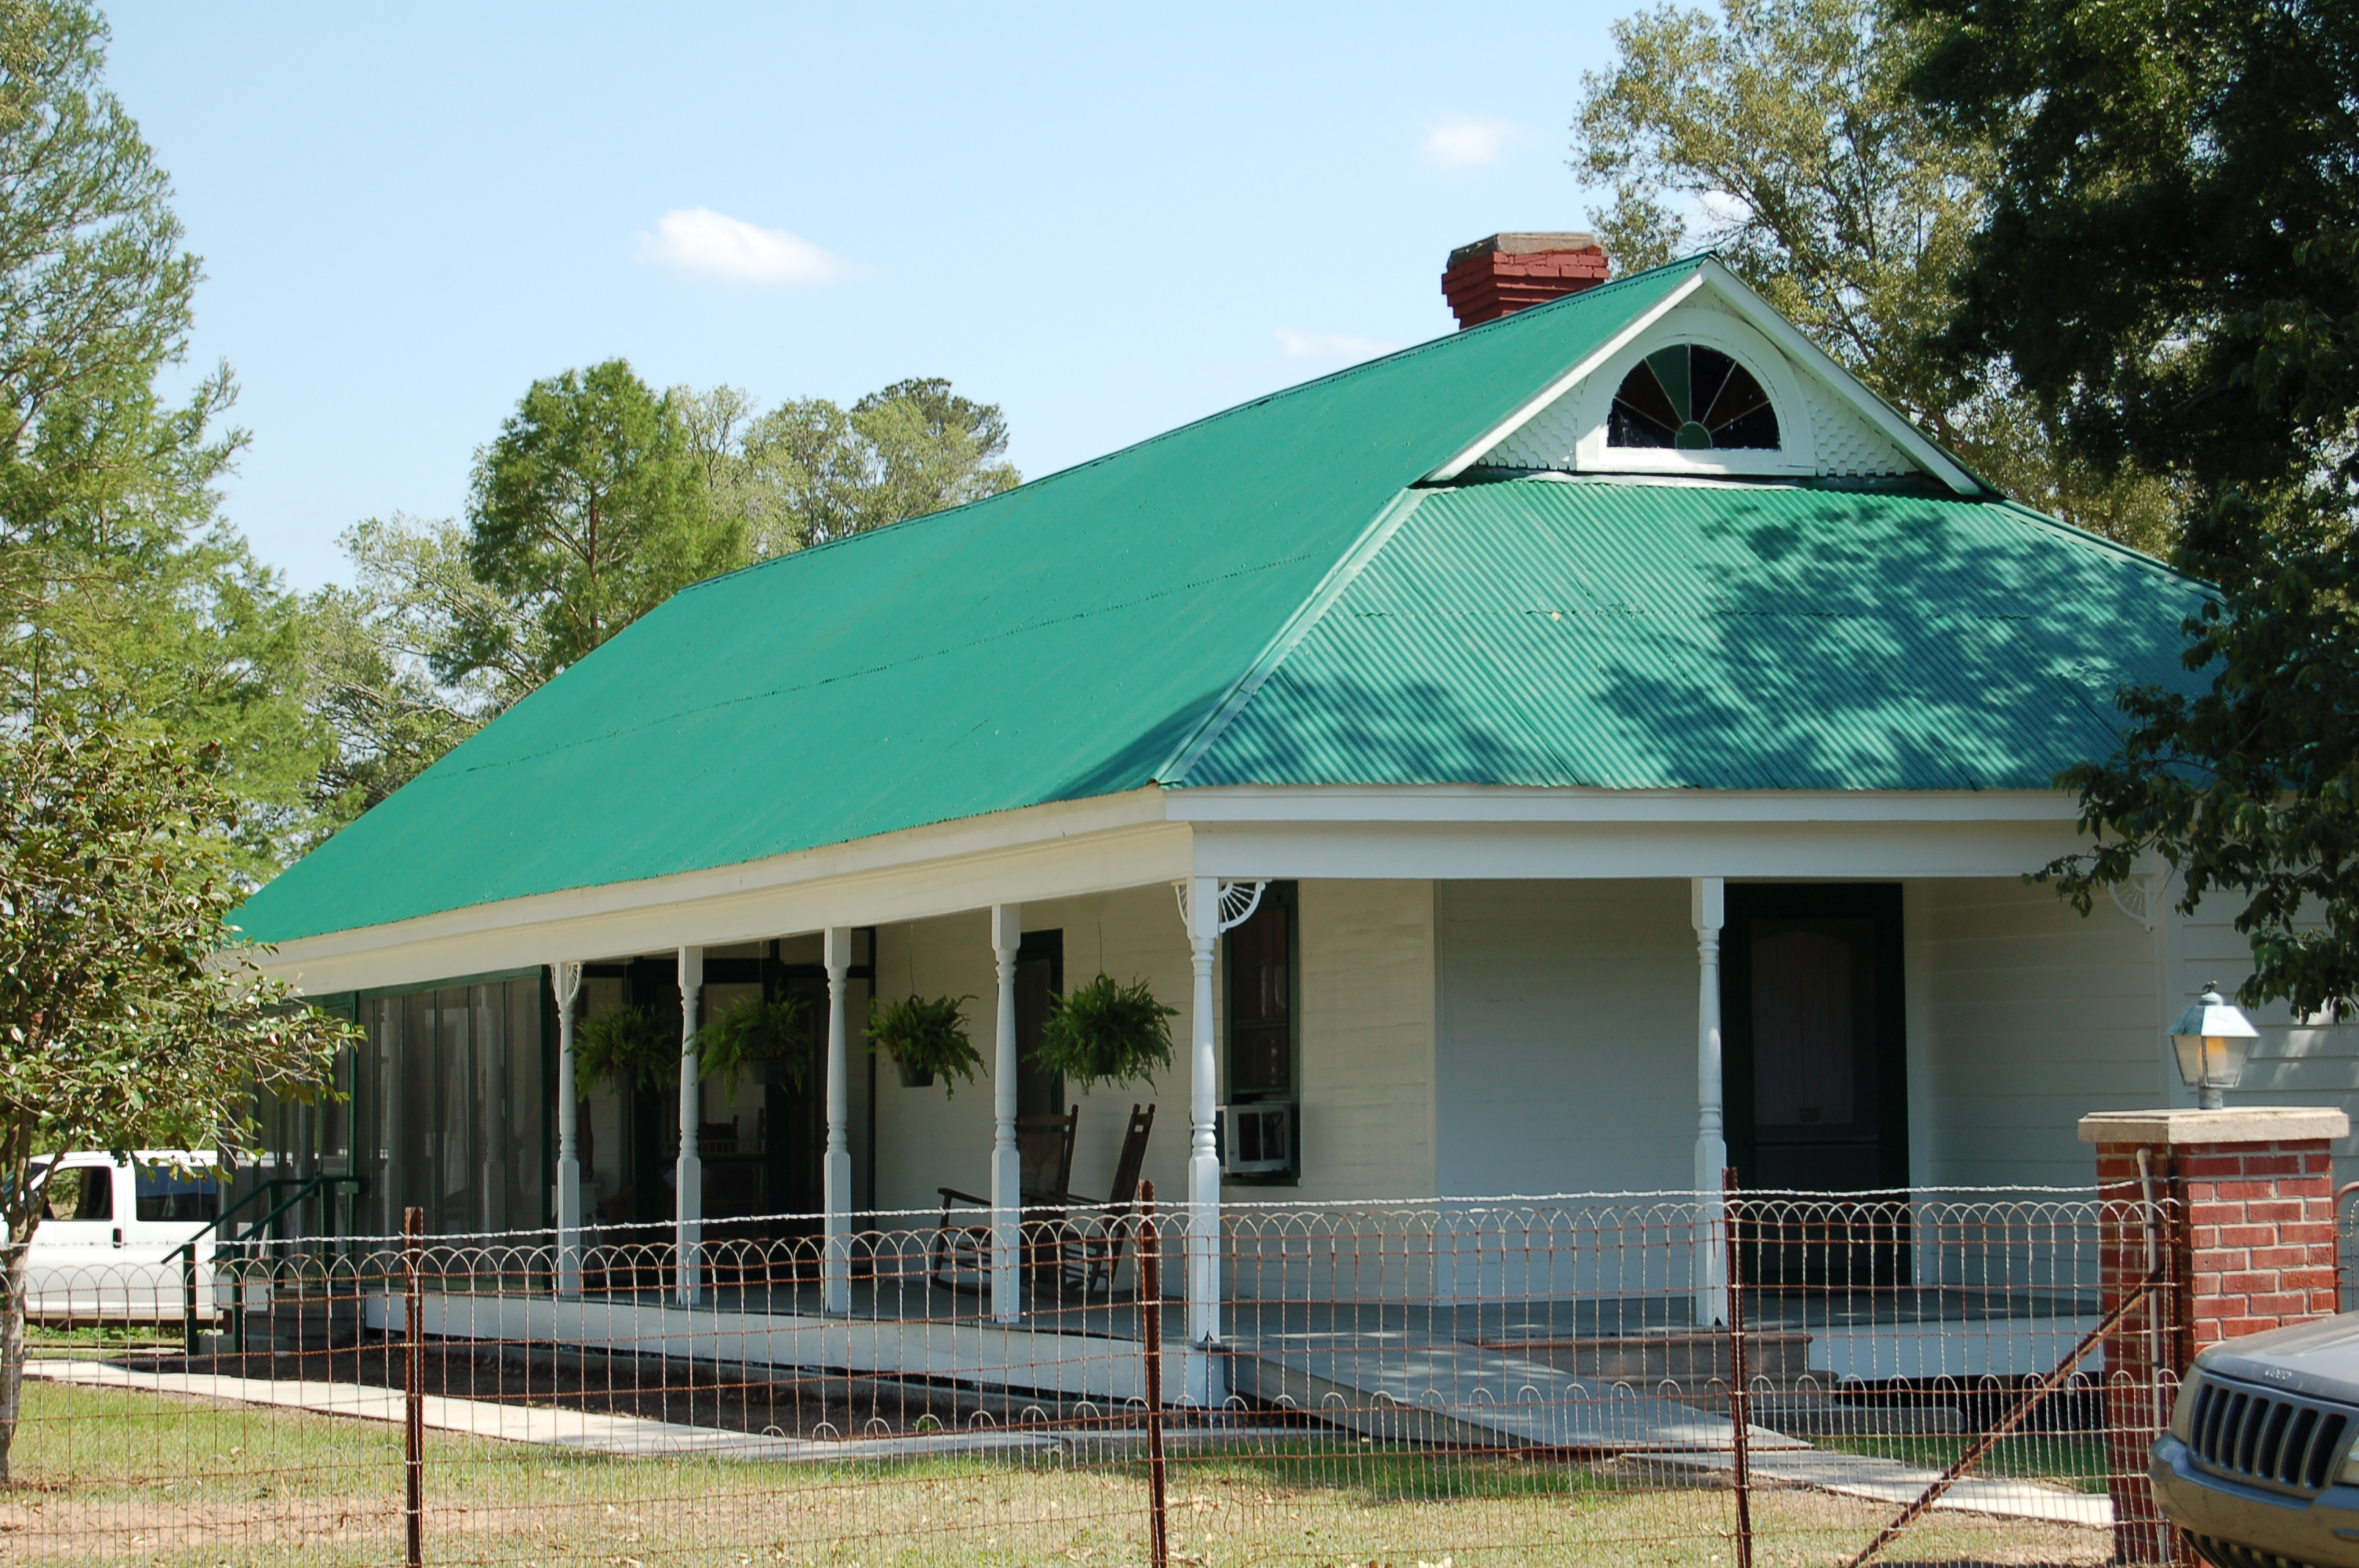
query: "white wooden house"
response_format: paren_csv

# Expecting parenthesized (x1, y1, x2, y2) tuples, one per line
(236, 242, 2357, 1398)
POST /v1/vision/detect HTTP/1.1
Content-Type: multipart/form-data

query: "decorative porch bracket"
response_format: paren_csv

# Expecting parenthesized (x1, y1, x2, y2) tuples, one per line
(551, 960, 584, 1299)
(676, 945, 703, 1306)
(822, 927, 854, 1315)
(990, 905, 1023, 1324)
(1172, 875, 1267, 1406)
(1691, 877, 1729, 1327)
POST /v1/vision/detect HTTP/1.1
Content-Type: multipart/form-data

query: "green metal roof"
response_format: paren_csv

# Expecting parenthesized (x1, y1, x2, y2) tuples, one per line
(1178, 479, 2203, 792)
(234, 256, 2210, 948)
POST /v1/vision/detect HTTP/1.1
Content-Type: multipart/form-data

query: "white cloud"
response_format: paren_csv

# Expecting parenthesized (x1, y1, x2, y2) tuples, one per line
(638, 207, 849, 285)
(1273, 328, 1400, 362)
(1418, 113, 1524, 169)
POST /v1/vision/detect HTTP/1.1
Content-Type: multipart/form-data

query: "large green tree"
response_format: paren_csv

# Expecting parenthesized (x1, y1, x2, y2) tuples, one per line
(0, 2, 327, 870)
(0, 716, 351, 1478)
(1573, 0, 2174, 551)
(1900, 0, 2359, 1014)
(461, 360, 740, 687)
(702, 376, 1019, 556)
(304, 514, 539, 826)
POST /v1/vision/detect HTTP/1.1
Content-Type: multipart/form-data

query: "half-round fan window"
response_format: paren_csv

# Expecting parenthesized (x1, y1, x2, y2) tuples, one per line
(1608, 344, 1780, 450)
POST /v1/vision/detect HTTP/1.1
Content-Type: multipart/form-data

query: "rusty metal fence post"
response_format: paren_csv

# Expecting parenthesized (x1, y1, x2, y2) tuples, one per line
(1722, 1169, 1754, 1568)
(403, 1206, 424, 1568)
(1138, 1179, 1169, 1568)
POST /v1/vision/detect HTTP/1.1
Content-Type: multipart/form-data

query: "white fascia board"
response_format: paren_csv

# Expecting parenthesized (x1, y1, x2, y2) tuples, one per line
(1427, 271, 1707, 482)
(1163, 784, 2077, 826)
(1189, 817, 2091, 883)
(1693, 261, 1981, 495)
(251, 789, 1187, 996)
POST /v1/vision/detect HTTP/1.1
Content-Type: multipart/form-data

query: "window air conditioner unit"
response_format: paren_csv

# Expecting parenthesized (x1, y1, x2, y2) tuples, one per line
(1219, 1102, 1292, 1175)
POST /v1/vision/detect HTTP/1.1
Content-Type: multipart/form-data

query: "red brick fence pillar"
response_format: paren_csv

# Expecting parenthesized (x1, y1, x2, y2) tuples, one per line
(2080, 1108, 2350, 1565)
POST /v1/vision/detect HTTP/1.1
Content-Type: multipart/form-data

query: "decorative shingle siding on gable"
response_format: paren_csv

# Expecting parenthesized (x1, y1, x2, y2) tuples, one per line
(1796, 375, 1914, 476)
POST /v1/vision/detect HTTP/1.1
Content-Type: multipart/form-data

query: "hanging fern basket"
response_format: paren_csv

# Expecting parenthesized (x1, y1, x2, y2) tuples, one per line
(698, 993, 812, 1093)
(574, 1004, 674, 1094)
(1032, 974, 1176, 1094)
(867, 993, 981, 1095)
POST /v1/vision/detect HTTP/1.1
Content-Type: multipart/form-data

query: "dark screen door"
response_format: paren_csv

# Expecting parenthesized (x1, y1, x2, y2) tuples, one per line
(1723, 884, 1908, 1283)
(1747, 915, 1881, 1189)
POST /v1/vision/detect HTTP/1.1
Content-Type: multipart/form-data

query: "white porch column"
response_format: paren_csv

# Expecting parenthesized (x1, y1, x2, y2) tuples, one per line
(989, 905, 1023, 1323)
(1183, 874, 1224, 1404)
(822, 926, 853, 1315)
(675, 944, 703, 1306)
(1691, 877, 1728, 1326)
(551, 961, 584, 1298)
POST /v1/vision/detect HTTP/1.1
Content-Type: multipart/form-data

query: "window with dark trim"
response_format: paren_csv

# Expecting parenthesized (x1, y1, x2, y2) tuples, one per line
(1223, 881, 1299, 1180)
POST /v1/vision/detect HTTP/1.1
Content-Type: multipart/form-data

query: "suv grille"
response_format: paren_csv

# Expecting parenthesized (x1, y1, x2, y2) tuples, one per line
(2187, 1376, 2353, 1494)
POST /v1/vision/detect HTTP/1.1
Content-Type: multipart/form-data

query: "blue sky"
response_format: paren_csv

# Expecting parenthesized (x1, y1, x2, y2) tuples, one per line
(107, 3, 1643, 590)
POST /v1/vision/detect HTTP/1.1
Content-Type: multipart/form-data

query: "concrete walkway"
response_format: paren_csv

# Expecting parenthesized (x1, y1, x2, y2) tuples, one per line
(24, 1359, 1057, 1464)
(1638, 1445, 2114, 1528)
(1228, 1330, 1813, 1454)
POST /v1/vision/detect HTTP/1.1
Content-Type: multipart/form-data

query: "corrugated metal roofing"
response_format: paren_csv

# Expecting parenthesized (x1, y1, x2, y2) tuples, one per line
(1180, 480, 2205, 791)
(233, 261, 1707, 946)
(233, 257, 2212, 950)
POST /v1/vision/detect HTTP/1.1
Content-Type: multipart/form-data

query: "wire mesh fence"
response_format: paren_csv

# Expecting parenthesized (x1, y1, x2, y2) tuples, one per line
(8, 1184, 2183, 1566)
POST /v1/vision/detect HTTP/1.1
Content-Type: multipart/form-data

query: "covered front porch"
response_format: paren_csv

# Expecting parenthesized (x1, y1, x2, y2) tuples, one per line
(301, 842, 2194, 1413)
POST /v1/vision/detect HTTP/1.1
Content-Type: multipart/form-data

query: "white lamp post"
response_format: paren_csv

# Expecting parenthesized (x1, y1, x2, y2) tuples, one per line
(2170, 982, 2260, 1111)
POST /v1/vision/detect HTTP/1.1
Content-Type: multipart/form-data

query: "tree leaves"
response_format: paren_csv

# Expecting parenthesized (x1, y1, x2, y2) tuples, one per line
(0, 713, 352, 1250)
(1574, 0, 2177, 552)
(1906, 0, 2359, 1015)
(695, 376, 1020, 556)
(464, 360, 742, 683)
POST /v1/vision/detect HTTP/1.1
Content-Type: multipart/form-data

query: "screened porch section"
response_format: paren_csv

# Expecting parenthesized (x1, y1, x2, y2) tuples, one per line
(353, 978, 547, 1240)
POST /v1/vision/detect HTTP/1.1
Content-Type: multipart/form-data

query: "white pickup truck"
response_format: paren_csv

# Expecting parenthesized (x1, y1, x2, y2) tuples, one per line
(24, 1152, 223, 1323)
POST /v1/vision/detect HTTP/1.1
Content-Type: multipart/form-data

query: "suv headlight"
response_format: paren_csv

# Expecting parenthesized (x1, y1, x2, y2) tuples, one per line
(2341, 1431, 2359, 1486)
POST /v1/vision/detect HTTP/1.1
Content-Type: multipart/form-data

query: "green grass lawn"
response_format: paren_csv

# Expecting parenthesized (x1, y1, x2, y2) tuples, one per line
(0, 1381, 2114, 1566)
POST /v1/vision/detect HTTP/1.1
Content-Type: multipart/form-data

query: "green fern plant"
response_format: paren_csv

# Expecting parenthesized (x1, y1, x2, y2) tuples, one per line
(699, 993, 812, 1092)
(575, 1004, 675, 1093)
(866, 993, 980, 1094)
(1033, 973, 1176, 1093)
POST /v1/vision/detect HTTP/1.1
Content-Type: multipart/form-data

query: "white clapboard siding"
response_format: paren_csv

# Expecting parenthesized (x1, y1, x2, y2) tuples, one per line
(1915, 877, 2167, 1189)
(1433, 879, 1696, 1199)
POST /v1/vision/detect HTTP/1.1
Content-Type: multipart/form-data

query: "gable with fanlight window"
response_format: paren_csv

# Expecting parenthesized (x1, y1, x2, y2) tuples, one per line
(1465, 295, 1944, 485)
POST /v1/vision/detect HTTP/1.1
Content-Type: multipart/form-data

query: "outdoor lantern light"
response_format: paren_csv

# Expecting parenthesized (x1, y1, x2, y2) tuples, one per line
(2170, 983, 2261, 1110)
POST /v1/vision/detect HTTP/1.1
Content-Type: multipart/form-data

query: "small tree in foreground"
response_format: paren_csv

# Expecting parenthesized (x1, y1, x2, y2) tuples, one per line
(0, 715, 354, 1481)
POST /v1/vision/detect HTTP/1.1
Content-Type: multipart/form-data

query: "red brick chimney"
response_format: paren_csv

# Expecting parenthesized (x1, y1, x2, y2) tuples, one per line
(1441, 234, 1610, 328)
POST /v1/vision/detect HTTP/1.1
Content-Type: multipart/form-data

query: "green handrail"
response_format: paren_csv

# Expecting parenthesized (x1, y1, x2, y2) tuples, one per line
(173, 1174, 363, 1349)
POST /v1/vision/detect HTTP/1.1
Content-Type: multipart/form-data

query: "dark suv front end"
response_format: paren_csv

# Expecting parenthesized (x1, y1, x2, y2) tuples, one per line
(2156, 1315, 2359, 1567)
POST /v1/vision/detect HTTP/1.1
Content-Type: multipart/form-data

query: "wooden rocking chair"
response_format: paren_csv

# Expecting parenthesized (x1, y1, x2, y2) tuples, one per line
(931, 1105, 1079, 1291)
(1030, 1104, 1156, 1298)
